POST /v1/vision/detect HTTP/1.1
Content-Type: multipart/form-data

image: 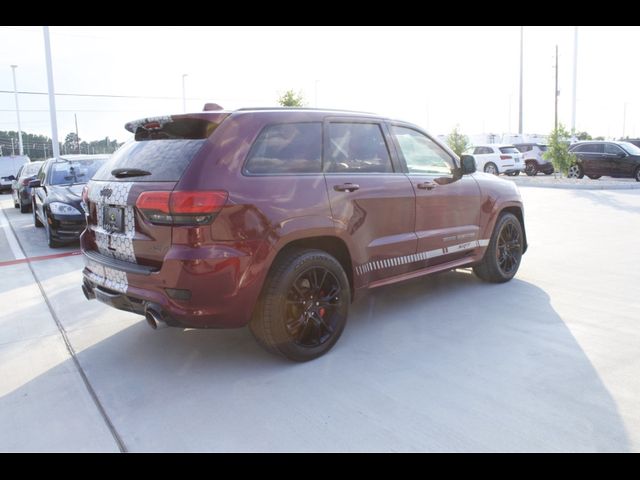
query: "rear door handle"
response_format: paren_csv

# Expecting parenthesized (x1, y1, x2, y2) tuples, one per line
(417, 181, 437, 190)
(333, 183, 360, 192)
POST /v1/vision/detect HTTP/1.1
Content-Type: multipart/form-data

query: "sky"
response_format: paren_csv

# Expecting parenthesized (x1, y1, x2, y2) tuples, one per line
(1, 26, 639, 147)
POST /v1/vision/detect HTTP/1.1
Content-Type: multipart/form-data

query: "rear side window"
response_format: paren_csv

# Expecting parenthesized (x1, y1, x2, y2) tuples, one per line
(93, 139, 206, 182)
(326, 122, 392, 173)
(244, 123, 322, 174)
(499, 147, 520, 154)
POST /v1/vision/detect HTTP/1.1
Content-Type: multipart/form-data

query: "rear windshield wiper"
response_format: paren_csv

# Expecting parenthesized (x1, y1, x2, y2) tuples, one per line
(111, 168, 152, 178)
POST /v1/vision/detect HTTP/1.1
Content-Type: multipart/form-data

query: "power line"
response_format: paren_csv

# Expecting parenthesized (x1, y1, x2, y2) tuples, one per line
(0, 109, 155, 113)
(0, 89, 209, 101)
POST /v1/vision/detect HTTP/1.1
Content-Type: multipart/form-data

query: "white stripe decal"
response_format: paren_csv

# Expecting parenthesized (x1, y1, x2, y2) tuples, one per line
(356, 238, 491, 276)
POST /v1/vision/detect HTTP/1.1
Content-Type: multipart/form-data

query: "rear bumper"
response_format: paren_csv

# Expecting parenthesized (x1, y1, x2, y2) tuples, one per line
(80, 237, 265, 329)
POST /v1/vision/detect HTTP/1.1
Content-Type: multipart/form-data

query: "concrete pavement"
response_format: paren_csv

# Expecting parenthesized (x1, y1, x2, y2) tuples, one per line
(0, 186, 639, 452)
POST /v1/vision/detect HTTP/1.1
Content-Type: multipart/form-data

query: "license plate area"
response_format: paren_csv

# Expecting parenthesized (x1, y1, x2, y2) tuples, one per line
(103, 205, 124, 233)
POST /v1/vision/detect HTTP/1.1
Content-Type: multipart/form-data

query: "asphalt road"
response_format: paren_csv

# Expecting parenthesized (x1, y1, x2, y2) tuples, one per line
(0, 186, 639, 452)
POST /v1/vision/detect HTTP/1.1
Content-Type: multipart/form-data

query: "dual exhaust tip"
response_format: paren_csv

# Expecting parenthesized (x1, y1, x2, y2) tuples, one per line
(82, 281, 167, 330)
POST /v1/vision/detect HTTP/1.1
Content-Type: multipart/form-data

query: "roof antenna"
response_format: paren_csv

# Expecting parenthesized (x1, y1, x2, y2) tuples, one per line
(203, 103, 223, 111)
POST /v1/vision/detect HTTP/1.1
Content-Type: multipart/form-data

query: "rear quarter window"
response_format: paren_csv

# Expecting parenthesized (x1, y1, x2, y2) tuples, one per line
(244, 122, 322, 174)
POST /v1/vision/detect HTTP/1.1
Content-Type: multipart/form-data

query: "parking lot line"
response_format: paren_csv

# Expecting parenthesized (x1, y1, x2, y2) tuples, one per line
(0, 250, 82, 268)
(0, 208, 25, 261)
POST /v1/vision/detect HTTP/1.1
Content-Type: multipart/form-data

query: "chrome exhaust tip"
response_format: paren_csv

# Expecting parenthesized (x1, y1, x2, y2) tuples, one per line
(145, 307, 168, 330)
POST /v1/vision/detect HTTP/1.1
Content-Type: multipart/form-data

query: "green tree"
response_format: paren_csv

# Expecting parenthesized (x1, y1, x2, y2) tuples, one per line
(543, 123, 575, 176)
(445, 125, 471, 157)
(64, 132, 80, 154)
(575, 131, 592, 141)
(278, 89, 305, 107)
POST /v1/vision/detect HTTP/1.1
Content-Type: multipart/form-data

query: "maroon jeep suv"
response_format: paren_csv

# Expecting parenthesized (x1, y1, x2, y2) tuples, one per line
(80, 107, 527, 361)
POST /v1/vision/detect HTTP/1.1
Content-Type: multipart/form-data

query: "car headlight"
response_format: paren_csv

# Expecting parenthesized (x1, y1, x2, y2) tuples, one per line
(49, 202, 82, 215)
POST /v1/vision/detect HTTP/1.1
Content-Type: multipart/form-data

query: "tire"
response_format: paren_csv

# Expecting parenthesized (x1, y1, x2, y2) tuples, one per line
(587, 175, 601, 180)
(525, 162, 538, 176)
(19, 201, 30, 213)
(544, 171, 553, 176)
(14, 201, 19, 208)
(33, 202, 43, 228)
(249, 248, 350, 362)
(473, 212, 523, 283)
(44, 213, 61, 248)
(484, 163, 499, 175)
(635, 166, 640, 182)
(567, 164, 584, 179)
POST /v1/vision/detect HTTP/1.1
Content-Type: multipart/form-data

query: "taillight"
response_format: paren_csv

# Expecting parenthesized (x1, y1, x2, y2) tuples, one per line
(500, 155, 512, 160)
(136, 190, 228, 225)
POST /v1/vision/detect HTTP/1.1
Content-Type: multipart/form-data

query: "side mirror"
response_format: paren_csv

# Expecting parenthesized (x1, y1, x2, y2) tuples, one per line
(460, 155, 476, 175)
(617, 152, 626, 158)
(28, 179, 41, 188)
(8, 175, 16, 181)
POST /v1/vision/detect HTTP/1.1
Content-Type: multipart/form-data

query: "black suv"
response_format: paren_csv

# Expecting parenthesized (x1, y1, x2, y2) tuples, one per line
(568, 141, 640, 181)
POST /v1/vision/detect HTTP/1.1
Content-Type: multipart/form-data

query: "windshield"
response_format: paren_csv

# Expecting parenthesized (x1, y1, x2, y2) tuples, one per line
(620, 142, 640, 155)
(49, 159, 106, 185)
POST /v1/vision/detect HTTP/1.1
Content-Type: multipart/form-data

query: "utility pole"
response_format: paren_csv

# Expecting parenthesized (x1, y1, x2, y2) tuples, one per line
(518, 26, 523, 135)
(75, 113, 80, 153)
(11, 137, 15, 156)
(43, 26, 61, 159)
(554, 45, 559, 132)
(10, 65, 24, 156)
(571, 27, 578, 135)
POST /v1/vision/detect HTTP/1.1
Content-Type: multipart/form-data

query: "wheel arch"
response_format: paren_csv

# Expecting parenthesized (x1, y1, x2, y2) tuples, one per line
(500, 206, 528, 254)
(272, 235, 355, 296)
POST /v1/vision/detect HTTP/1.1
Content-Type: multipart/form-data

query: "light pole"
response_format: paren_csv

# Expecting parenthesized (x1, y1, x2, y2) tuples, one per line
(182, 74, 188, 113)
(518, 26, 523, 135)
(554, 45, 559, 132)
(43, 26, 61, 159)
(10, 65, 24, 156)
(571, 26, 578, 135)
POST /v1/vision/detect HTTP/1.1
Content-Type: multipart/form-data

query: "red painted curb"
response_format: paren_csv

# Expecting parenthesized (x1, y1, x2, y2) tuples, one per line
(0, 250, 82, 268)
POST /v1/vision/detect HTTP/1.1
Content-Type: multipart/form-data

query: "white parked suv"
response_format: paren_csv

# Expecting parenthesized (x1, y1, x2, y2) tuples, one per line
(513, 143, 554, 176)
(465, 144, 525, 176)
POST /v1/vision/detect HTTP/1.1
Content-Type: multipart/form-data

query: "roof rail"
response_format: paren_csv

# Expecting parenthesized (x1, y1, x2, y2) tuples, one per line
(235, 106, 377, 115)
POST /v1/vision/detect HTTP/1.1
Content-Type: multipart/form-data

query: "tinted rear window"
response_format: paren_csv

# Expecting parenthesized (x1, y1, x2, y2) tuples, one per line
(93, 139, 205, 182)
(499, 147, 519, 154)
(244, 123, 322, 174)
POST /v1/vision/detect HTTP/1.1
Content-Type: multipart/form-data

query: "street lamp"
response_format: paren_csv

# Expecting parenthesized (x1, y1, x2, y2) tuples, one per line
(10, 65, 24, 156)
(182, 74, 188, 113)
